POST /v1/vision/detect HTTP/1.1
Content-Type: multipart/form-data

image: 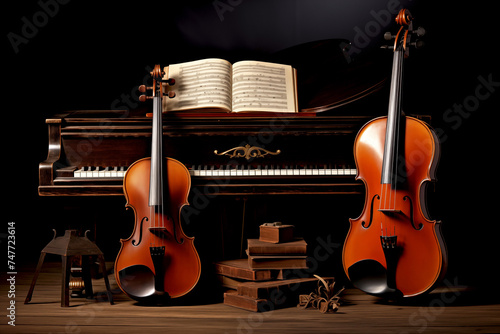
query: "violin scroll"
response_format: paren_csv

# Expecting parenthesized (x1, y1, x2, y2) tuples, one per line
(139, 65, 176, 102)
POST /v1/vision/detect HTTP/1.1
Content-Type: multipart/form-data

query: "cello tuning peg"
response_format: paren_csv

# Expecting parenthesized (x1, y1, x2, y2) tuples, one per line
(414, 26, 426, 37)
(384, 32, 395, 41)
(410, 40, 425, 49)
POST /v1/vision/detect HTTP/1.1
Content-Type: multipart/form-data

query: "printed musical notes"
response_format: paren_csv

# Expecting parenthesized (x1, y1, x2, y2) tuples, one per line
(162, 58, 298, 113)
(164, 58, 232, 112)
(232, 61, 296, 113)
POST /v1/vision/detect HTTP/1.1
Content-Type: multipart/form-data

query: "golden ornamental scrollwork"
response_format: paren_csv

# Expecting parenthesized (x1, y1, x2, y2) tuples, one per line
(214, 144, 281, 161)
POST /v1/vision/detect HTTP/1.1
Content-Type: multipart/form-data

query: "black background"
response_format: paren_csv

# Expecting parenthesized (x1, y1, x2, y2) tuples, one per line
(4, 0, 499, 297)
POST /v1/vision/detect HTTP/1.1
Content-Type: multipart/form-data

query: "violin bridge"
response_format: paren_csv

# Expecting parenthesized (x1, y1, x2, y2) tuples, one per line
(378, 209, 402, 216)
(148, 227, 172, 239)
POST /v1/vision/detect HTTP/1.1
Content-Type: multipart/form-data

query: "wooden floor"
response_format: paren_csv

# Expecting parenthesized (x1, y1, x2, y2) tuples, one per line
(1, 261, 499, 334)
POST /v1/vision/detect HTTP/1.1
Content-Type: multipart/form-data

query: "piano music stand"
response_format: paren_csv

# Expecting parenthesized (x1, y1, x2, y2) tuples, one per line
(25, 229, 114, 307)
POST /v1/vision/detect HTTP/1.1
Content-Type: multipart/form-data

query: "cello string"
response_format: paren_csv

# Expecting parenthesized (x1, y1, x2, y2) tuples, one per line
(392, 48, 403, 212)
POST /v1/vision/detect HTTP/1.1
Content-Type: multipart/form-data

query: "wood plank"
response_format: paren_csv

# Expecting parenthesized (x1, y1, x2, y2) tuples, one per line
(0, 262, 498, 333)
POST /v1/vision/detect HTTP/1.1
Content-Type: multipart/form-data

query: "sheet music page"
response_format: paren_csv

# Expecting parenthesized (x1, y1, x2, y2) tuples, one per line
(232, 61, 297, 113)
(163, 58, 232, 112)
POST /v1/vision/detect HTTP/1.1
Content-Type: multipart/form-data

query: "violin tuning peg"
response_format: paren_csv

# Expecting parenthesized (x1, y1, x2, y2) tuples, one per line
(168, 91, 176, 99)
(164, 78, 175, 86)
(138, 85, 152, 93)
(139, 95, 152, 102)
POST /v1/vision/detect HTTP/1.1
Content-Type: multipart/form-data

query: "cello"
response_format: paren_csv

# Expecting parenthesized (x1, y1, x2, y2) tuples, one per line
(115, 65, 201, 303)
(342, 9, 447, 298)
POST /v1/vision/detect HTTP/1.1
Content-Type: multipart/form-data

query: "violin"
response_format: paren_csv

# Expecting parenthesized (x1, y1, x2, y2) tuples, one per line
(342, 9, 447, 298)
(114, 65, 201, 303)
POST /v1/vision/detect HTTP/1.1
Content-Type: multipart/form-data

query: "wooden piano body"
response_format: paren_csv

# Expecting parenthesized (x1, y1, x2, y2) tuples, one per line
(39, 109, 373, 197)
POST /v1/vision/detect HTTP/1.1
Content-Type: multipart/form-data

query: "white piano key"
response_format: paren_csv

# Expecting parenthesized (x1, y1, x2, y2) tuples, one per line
(98, 167, 107, 177)
(74, 168, 83, 177)
(199, 166, 207, 176)
(193, 165, 201, 176)
(83, 166, 91, 178)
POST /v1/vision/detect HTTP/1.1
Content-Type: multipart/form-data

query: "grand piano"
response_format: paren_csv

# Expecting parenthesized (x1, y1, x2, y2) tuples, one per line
(38, 40, 393, 199)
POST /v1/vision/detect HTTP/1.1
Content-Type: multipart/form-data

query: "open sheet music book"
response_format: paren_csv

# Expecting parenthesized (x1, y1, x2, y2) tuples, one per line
(162, 58, 298, 113)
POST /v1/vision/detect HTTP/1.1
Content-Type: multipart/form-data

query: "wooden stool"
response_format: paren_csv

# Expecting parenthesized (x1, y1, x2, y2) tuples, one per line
(25, 229, 114, 307)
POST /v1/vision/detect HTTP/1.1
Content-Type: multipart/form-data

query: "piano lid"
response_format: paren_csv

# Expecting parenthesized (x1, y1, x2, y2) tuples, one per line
(270, 39, 390, 113)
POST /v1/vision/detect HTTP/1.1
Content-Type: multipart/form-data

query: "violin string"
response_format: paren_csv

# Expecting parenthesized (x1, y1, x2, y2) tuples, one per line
(380, 46, 404, 236)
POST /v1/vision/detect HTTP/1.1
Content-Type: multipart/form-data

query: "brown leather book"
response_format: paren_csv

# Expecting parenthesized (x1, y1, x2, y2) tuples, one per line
(247, 238, 307, 255)
(214, 258, 280, 281)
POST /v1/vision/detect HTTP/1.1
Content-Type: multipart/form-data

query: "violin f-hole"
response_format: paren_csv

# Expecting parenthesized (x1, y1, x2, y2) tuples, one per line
(132, 217, 148, 246)
(362, 194, 380, 228)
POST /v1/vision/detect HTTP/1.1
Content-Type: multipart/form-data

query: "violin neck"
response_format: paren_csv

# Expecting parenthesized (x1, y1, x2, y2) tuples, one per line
(381, 49, 405, 186)
(149, 95, 163, 207)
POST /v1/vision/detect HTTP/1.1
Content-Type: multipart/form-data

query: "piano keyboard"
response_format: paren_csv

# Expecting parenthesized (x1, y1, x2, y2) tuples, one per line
(74, 166, 127, 178)
(73, 165, 357, 178)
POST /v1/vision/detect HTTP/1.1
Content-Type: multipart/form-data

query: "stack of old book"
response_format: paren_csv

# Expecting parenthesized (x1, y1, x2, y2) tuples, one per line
(215, 223, 321, 312)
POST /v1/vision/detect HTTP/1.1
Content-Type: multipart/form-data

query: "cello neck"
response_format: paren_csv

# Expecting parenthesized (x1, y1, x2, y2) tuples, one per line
(381, 48, 404, 186)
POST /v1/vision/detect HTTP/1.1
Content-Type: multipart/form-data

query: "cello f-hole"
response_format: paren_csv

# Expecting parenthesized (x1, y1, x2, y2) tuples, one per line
(403, 196, 423, 230)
